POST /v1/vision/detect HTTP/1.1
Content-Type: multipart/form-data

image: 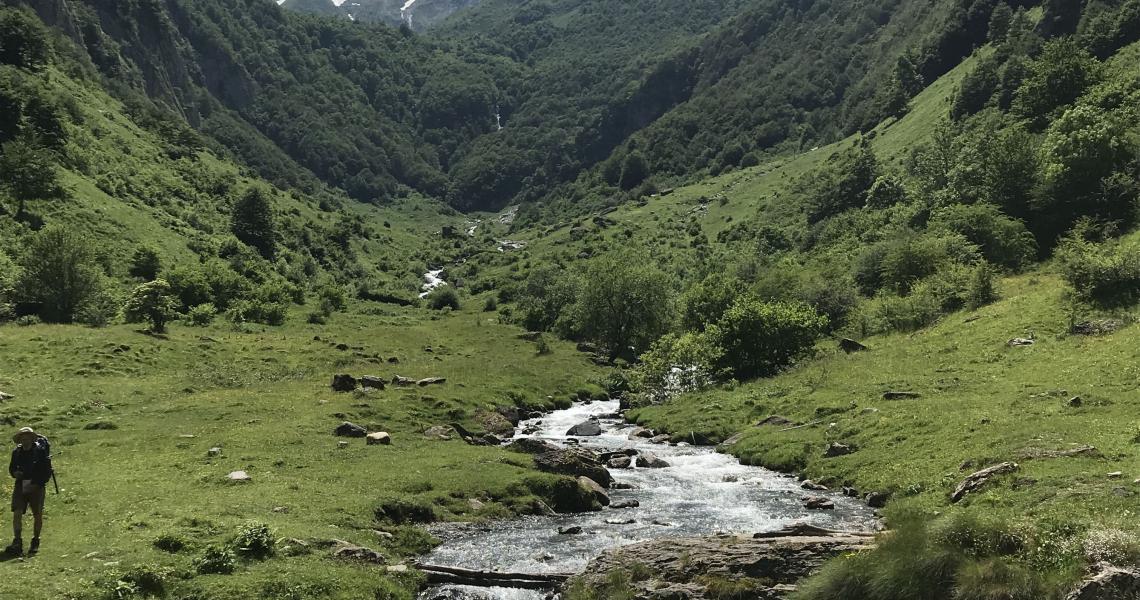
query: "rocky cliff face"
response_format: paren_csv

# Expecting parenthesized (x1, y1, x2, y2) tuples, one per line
(294, 0, 480, 29)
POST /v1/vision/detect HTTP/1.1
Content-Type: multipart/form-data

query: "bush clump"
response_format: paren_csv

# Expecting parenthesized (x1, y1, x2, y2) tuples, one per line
(426, 287, 460, 310)
(1057, 233, 1140, 308)
(186, 303, 217, 327)
(375, 498, 436, 524)
(232, 521, 275, 559)
(194, 545, 237, 575)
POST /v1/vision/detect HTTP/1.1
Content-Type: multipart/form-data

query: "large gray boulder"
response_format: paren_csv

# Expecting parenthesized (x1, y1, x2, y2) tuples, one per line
(330, 374, 357, 392)
(567, 420, 603, 437)
(577, 476, 611, 507)
(636, 452, 670, 469)
(334, 422, 367, 438)
(508, 437, 560, 455)
(534, 448, 613, 487)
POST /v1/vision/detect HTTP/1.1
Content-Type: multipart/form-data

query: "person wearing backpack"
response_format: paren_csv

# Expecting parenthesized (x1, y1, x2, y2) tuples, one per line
(5, 427, 52, 556)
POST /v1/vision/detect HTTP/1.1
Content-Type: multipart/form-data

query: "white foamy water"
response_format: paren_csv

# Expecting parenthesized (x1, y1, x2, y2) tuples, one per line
(419, 269, 446, 299)
(419, 401, 877, 599)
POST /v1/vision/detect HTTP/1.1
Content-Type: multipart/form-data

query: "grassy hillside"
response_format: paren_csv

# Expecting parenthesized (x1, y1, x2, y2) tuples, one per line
(0, 14, 618, 599)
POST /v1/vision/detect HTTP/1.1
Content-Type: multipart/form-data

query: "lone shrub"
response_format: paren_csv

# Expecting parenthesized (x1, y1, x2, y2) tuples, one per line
(707, 298, 827, 380)
(124, 279, 179, 333)
(152, 533, 186, 553)
(194, 545, 236, 574)
(574, 253, 671, 360)
(232, 521, 275, 559)
(116, 564, 168, 598)
(187, 303, 216, 327)
(375, 498, 436, 524)
(535, 334, 552, 355)
(17, 226, 104, 323)
(1057, 234, 1140, 307)
(426, 286, 460, 310)
(966, 263, 998, 310)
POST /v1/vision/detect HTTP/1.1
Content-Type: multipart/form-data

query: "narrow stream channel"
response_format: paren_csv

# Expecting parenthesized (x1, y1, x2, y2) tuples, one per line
(419, 401, 878, 599)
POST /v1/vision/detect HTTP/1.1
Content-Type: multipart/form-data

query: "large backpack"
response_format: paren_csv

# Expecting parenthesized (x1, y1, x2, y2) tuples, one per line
(32, 435, 53, 478)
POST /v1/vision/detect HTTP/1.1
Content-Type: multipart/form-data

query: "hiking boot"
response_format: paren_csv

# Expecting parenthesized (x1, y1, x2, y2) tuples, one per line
(3, 538, 21, 556)
(27, 538, 39, 555)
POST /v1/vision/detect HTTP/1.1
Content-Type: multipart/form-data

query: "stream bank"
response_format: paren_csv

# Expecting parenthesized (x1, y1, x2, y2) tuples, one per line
(417, 401, 878, 599)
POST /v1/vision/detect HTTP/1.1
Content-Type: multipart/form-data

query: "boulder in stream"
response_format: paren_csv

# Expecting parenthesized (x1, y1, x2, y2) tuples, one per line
(627, 427, 654, 440)
(577, 476, 611, 507)
(534, 448, 614, 487)
(608, 456, 632, 469)
(636, 452, 671, 469)
(567, 420, 603, 437)
(802, 496, 835, 510)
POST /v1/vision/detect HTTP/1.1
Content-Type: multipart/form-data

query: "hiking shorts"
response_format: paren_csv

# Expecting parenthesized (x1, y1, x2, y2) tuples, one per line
(11, 481, 45, 515)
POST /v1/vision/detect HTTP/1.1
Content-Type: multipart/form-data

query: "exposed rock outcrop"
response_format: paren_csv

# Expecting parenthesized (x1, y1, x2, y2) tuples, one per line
(1066, 563, 1140, 600)
(569, 526, 876, 599)
(951, 462, 1018, 503)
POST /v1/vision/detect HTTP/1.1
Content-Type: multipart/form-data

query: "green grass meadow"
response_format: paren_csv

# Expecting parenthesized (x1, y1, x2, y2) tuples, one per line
(0, 305, 603, 599)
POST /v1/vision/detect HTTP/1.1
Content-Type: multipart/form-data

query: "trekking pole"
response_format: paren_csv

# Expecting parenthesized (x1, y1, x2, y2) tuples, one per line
(50, 450, 62, 495)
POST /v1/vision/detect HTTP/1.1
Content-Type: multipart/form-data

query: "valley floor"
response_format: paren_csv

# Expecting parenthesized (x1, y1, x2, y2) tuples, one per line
(0, 305, 603, 599)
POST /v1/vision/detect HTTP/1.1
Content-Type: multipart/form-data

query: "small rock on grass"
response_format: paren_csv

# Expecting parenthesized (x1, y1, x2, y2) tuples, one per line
(333, 544, 386, 564)
(335, 422, 367, 438)
(366, 432, 392, 445)
(227, 471, 251, 482)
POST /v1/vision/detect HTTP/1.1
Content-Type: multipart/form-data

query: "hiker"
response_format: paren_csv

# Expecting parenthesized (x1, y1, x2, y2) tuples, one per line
(6, 427, 52, 556)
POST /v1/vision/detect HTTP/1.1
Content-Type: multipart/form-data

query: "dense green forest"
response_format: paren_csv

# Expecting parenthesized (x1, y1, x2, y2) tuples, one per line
(6, 0, 1065, 213)
(4, 0, 1140, 598)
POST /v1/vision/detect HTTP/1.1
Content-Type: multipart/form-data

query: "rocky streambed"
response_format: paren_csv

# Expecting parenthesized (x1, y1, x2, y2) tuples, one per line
(417, 401, 879, 599)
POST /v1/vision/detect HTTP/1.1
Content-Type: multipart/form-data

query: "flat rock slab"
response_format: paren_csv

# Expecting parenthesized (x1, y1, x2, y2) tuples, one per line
(951, 462, 1018, 503)
(572, 530, 875, 596)
(227, 470, 251, 482)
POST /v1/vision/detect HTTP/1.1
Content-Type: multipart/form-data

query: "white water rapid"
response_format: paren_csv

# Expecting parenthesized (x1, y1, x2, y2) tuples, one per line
(419, 400, 878, 599)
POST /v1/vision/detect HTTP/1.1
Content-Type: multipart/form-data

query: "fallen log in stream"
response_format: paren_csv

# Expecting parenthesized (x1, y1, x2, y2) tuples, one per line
(416, 563, 575, 589)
